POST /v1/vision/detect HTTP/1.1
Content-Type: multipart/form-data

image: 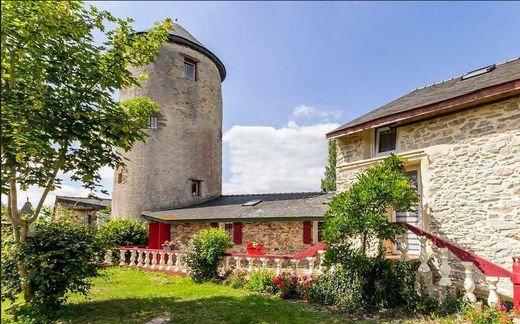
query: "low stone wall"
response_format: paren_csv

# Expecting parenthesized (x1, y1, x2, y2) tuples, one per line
(170, 221, 312, 254)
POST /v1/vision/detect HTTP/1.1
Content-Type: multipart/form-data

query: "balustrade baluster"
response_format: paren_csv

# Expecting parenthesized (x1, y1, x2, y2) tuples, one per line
(462, 262, 476, 303)
(150, 251, 157, 269)
(306, 257, 316, 275)
(119, 249, 126, 266)
(224, 256, 231, 272)
(439, 248, 452, 286)
(234, 257, 242, 270)
(247, 257, 253, 272)
(419, 237, 430, 272)
(260, 258, 267, 269)
(399, 231, 409, 261)
(104, 250, 113, 265)
(157, 251, 164, 270)
(143, 251, 151, 268)
(486, 277, 500, 307)
(290, 259, 299, 275)
(275, 259, 282, 276)
(317, 250, 326, 273)
(166, 252, 174, 271)
(129, 250, 136, 266)
(174, 253, 181, 271)
(139, 250, 145, 267)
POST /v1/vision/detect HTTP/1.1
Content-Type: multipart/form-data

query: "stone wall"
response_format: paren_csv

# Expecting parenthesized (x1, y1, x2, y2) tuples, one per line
(170, 221, 312, 254)
(335, 97, 520, 297)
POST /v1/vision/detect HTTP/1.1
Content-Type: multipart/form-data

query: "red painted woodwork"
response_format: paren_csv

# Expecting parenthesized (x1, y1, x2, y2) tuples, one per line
(147, 222, 171, 249)
(513, 256, 520, 314)
(398, 222, 512, 278)
(303, 221, 312, 244)
(233, 222, 243, 244)
(210, 223, 219, 228)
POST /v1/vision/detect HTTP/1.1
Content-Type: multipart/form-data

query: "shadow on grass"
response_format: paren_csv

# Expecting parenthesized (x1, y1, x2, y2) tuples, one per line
(56, 294, 345, 324)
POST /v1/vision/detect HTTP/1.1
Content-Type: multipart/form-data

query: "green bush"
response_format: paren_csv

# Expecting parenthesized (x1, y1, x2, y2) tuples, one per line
(97, 219, 147, 247)
(184, 228, 231, 283)
(1, 219, 105, 310)
(272, 272, 313, 300)
(224, 270, 249, 289)
(247, 268, 276, 294)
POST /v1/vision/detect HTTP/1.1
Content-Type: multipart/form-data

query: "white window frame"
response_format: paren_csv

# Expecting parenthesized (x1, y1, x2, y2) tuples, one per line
(372, 126, 399, 157)
(148, 116, 158, 129)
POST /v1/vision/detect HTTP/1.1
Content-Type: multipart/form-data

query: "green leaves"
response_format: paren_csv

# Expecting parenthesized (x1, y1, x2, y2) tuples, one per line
(321, 139, 336, 192)
(1, 1, 172, 196)
(323, 154, 419, 253)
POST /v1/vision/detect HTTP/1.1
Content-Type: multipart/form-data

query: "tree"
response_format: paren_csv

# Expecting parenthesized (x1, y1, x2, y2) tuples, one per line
(1, 1, 172, 302)
(321, 139, 336, 192)
(323, 154, 419, 255)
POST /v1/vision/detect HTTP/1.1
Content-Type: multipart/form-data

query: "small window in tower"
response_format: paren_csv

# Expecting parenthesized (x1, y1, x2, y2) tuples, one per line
(191, 180, 201, 196)
(184, 58, 196, 80)
(148, 116, 158, 129)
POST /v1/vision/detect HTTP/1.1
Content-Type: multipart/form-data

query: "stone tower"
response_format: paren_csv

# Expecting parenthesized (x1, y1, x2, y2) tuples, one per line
(111, 23, 226, 219)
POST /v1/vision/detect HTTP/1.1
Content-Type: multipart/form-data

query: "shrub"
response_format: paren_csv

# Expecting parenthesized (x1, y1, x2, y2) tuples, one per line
(224, 269, 249, 289)
(2, 219, 106, 310)
(247, 268, 276, 294)
(464, 303, 514, 324)
(272, 272, 312, 300)
(184, 228, 231, 283)
(97, 219, 147, 247)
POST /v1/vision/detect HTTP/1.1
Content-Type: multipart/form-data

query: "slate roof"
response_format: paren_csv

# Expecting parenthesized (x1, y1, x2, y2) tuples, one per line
(139, 22, 226, 81)
(55, 196, 111, 209)
(142, 192, 333, 223)
(327, 57, 520, 138)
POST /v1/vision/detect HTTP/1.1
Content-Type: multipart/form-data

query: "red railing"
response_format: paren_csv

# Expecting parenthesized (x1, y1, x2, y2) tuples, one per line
(398, 222, 512, 278)
(225, 242, 327, 260)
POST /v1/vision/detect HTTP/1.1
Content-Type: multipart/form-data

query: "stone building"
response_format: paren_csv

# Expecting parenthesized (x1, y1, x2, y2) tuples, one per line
(54, 196, 111, 226)
(110, 23, 330, 254)
(327, 58, 520, 297)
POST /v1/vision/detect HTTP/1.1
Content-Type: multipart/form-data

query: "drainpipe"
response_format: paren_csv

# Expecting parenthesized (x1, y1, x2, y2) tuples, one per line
(513, 256, 520, 314)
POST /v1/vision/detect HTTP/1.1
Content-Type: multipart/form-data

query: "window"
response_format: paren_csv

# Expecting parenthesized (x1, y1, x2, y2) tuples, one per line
(191, 180, 201, 196)
(317, 221, 324, 242)
(375, 127, 397, 154)
(184, 58, 196, 80)
(148, 116, 158, 129)
(224, 223, 233, 240)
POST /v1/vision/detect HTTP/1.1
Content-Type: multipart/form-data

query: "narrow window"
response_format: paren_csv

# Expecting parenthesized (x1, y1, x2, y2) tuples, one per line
(317, 221, 324, 242)
(184, 58, 196, 80)
(376, 127, 397, 153)
(117, 172, 123, 184)
(149, 116, 158, 129)
(191, 180, 201, 196)
(225, 223, 233, 240)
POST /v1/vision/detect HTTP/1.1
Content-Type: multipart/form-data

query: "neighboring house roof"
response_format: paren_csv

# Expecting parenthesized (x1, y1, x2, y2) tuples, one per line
(138, 23, 226, 81)
(20, 199, 33, 215)
(55, 196, 111, 209)
(327, 58, 520, 139)
(142, 192, 333, 224)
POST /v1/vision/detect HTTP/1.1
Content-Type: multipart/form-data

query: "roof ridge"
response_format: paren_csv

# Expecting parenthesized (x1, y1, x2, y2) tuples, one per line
(411, 56, 520, 92)
(222, 191, 325, 197)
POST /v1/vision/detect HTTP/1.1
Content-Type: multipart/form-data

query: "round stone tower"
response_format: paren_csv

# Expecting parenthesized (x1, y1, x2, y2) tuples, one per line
(111, 23, 226, 219)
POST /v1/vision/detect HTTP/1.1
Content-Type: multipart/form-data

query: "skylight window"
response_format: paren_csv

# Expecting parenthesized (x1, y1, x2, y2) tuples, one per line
(461, 64, 495, 80)
(242, 199, 262, 206)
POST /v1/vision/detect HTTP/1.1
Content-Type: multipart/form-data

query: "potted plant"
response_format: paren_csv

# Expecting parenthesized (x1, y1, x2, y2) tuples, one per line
(246, 241, 265, 255)
(162, 240, 178, 251)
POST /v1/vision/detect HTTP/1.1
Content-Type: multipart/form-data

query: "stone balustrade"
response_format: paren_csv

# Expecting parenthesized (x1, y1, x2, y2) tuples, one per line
(108, 247, 188, 273)
(396, 223, 513, 308)
(105, 244, 328, 277)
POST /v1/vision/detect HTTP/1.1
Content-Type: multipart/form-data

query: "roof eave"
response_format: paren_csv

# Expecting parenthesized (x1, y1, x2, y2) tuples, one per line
(141, 214, 324, 224)
(326, 79, 520, 139)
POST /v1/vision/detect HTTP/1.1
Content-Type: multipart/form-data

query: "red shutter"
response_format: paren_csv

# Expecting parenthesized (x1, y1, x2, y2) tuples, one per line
(233, 222, 243, 244)
(303, 221, 312, 244)
(158, 223, 171, 245)
(210, 222, 219, 228)
(148, 222, 159, 249)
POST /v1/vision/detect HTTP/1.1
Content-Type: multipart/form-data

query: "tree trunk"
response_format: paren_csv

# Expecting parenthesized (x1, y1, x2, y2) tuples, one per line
(361, 232, 368, 256)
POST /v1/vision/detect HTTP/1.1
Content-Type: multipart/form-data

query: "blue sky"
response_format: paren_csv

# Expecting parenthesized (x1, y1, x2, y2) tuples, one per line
(14, 1, 520, 207)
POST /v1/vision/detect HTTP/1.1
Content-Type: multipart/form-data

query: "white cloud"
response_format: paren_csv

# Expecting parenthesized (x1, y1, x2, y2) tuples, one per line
(2, 183, 92, 209)
(289, 105, 342, 125)
(223, 107, 339, 194)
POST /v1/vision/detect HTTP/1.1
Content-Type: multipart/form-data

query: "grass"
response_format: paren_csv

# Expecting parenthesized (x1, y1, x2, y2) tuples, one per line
(2, 267, 344, 324)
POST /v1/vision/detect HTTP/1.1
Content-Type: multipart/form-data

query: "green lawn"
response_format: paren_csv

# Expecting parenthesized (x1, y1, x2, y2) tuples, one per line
(3, 267, 345, 324)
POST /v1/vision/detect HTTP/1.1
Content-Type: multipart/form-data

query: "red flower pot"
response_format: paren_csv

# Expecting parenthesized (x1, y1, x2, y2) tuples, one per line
(246, 247, 265, 255)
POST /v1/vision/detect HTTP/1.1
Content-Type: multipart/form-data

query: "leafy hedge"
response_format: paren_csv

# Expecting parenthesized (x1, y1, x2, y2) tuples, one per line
(97, 219, 147, 247)
(184, 228, 231, 283)
(1, 219, 106, 310)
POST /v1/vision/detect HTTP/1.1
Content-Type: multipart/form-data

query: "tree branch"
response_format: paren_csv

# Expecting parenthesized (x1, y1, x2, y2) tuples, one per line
(27, 143, 69, 223)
